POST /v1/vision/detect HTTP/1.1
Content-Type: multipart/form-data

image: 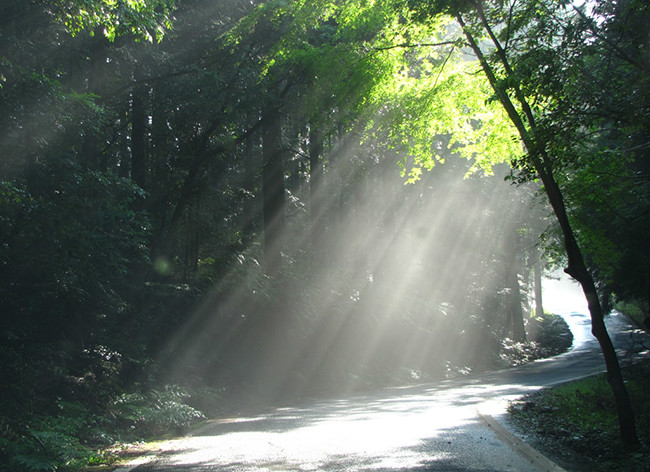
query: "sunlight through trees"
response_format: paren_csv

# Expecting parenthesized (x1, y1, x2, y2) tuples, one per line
(0, 0, 648, 468)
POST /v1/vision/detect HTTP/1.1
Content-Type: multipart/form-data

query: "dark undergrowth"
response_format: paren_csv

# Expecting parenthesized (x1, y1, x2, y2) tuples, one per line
(0, 311, 573, 472)
(508, 358, 650, 472)
(0, 385, 219, 472)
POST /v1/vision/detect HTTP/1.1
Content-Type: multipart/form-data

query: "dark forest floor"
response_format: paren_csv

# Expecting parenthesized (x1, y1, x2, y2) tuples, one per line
(507, 358, 650, 472)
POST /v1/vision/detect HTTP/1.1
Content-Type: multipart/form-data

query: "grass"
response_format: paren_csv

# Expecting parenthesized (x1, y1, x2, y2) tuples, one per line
(508, 359, 650, 472)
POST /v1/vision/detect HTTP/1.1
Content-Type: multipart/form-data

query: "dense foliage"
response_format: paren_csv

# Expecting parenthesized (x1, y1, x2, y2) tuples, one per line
(0, 0, 647, 469)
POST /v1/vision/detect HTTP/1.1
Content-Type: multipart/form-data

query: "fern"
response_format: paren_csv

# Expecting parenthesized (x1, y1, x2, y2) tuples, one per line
(1, 386, 208, 471)
(13, 453, 57, 472)
(111, 385, 205, 435)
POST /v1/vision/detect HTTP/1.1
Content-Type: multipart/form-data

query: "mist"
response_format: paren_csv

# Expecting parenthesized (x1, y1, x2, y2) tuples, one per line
(160, 129, 547, 407)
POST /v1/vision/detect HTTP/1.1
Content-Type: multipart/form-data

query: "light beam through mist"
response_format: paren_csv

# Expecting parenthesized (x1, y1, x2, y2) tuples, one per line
(161, 127, 547, 406)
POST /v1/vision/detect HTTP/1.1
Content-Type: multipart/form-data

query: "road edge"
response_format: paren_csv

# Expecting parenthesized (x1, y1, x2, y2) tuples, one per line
(111, 453, 157, 472)
(477, 411, 567, 472)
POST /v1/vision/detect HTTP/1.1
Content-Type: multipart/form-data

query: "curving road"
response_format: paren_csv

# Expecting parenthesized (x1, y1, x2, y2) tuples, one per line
(120, 276, 648, 472)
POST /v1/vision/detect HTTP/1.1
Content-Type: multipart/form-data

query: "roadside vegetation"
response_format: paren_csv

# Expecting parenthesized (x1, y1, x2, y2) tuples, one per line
(0, 385, 216, 471)
(508, 358, 650, 472)
(1, 311, 572, 472)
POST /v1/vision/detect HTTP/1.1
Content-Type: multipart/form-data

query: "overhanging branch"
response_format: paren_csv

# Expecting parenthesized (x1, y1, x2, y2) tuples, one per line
(372, 40, 457, 52)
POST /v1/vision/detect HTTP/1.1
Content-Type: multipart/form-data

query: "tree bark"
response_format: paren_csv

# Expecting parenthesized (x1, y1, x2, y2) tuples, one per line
(544, 175, 639, 446)
(80, 31, 107, 170)
(155, 118, 264, 255)
(118, 107, 131, 179)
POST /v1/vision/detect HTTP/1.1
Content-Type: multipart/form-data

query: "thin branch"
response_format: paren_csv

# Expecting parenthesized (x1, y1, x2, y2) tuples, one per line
(569, 3, 649, 74)
(504, 0, 518, 51)
(372, 41, 457, 52)
(433, 45, 457, 88)
(620, 141, 650, 153)
(587, 169, 649, 183)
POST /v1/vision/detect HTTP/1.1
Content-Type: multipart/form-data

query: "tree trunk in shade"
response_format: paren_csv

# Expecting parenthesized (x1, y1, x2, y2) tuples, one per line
(309, 125, 323, 254)
(262, 105, 285, 276)
(131, 84, 147, 189)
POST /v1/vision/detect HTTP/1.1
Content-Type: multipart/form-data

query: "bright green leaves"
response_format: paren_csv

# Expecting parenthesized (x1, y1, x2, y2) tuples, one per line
(401, 0, 475, 20)
(52, 0, 176, 42)
(365, 37, 520, 182)
(220, 0, 447, 141)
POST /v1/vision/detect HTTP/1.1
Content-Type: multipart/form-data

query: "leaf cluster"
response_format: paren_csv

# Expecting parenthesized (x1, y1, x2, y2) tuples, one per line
(49, 0, 176, 42)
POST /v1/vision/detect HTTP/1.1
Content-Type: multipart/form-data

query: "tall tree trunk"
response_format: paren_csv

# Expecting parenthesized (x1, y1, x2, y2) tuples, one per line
(156, 119, 264, 256)
(504, 231, 527, 342)
(543, 174, 639, 446)
(533, 248, 544, 317)
(118, 107, 131, 178)
(261, 105, 285, 275)
(131, 84, 147, 189)
(241, 128, 259, 245)
(184, 200, 200, 278)
(309, 125, 323, 254)
(81, 30, 107, 170)
(459, 11, 639, 446)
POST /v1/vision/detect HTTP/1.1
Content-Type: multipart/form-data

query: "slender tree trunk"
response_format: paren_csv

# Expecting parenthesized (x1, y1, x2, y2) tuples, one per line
(504, 231, 527, 342)
(241, 128, 259, 245)
(459, 10, 639, 446)
(117, 107, 131, 178)
(186, 200, 200, 277)
(533, 248, 544, 317)
(261, 105, 285, 275)
(543, 175, 639, 446)
(156, 119, 264, 255)
(81, 31, 107, 170)
(309, 125, 323, 254)
(131, 84, 147, 189)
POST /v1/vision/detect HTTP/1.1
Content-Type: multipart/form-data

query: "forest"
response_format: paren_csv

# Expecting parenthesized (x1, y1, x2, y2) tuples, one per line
(0, 0, 648, 470)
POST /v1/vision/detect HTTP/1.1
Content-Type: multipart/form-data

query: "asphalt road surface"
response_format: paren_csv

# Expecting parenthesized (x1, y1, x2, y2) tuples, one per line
(119, 276, 649, 472)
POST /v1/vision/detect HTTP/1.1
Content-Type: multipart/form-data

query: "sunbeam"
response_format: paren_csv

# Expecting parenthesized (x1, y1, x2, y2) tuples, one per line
(2, 0, 648, 469)
(159, 116, 546, 407)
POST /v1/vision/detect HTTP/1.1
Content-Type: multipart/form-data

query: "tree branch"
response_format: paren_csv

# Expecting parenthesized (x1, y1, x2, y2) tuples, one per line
(372, 40, 457, 52)
(569, 3, 649, 75)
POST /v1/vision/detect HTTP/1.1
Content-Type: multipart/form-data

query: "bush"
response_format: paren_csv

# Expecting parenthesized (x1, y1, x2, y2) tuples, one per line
(498, 313, 574, 367)
(0, 386, 208, 472)
(110, 385, 205, 437)
(528, 312, 574, 354)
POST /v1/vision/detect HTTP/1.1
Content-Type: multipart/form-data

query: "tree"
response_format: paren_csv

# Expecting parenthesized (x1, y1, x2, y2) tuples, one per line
(397, 0, 643, 446)
(544, 0, 650, 316)
(261, 102, 287, 274)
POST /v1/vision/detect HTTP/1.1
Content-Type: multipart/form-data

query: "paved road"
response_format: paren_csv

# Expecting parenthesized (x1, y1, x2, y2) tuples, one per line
(121, 277, 648, 472)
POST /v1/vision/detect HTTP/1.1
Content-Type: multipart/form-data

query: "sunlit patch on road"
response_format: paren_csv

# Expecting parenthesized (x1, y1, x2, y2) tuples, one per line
(135, 375, 569, 471)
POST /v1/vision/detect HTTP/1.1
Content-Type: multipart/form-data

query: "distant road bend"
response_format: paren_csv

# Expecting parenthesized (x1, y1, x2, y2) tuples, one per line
(119, 278, 649, 472)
